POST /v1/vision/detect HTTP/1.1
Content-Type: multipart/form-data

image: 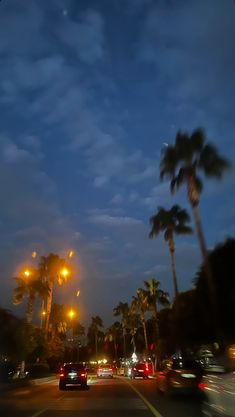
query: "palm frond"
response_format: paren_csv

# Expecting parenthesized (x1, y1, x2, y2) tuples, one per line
(199, 144, 231, 178)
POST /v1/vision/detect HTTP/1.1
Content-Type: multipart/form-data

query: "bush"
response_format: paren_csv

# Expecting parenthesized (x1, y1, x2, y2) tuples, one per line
(27, 363, 51, 378)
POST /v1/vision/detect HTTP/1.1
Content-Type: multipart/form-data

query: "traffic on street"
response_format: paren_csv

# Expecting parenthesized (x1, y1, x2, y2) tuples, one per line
(0, 372, 203, 417)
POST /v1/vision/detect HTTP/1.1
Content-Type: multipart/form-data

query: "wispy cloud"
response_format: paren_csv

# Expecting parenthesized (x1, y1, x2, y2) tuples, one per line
(89, 214, 143, 227)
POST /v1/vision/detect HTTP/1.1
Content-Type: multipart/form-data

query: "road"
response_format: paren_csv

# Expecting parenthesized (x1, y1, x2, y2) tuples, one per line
(0, 375, 204, 417)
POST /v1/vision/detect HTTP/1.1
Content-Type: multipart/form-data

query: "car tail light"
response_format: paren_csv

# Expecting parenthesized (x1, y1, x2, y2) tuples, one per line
(198, 382, 208, 390)
(80, 373, 86, 377)
(60, 372, 65, 377)
(109, 368, 113, 371)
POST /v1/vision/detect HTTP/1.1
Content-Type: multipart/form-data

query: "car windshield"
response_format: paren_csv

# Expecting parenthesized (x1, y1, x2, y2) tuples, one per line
(0, 1, 234, 417)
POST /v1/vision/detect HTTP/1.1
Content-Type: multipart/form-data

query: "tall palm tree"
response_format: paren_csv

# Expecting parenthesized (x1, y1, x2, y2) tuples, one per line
(131, 289, 149, 353)
(113, 302, 129, 359)
(144, 278, 169, 345)
(160, 128, 230, 263)
(38, 253, 69, 335)
(13, 271, 50, 324)
(149, 205, 192, 297)
(88, 315, 103, 361)
(105, 321, 122, 360)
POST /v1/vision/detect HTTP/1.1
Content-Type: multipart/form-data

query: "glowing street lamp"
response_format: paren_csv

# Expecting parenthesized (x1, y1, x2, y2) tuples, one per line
(61, 267, 69, 278)
(68, 309, 76, 320)
(23, 269, 31, 278)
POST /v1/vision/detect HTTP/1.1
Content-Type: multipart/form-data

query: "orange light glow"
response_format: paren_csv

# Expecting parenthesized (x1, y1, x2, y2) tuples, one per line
(23, 269, 31, 278)
(61, 267, 69, 278)
(68, 309, 76, 320)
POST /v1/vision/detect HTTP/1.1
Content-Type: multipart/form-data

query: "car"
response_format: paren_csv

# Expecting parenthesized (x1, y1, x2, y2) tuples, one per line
(156, 358, 203, 396)
(59, 363, 88, 390)
(130, 362, 151, 379)
(200, 369, 235, 416)
(97, 364, 114, 378)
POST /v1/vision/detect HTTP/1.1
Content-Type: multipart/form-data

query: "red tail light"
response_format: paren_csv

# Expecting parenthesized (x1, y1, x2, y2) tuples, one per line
(198, 382, 208, 390)
(109, 368, 113, 371)
(80, 373, 86, 377)
(60, 373, 65, 377)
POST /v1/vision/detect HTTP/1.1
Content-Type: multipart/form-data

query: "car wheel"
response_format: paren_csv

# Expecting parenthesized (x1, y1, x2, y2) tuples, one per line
(59, 381, 66, 390)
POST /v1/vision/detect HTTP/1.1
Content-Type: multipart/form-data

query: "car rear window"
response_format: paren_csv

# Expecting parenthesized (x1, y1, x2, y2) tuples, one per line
(99, 364, 112, 368)
(64, 364, 85, 371)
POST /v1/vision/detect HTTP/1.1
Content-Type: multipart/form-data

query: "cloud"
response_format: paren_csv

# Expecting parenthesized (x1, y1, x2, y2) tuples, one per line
(110, 193, 123, 205)
(138, 0, 235, 136)
(56, 9, 105, 63)
(129, 191, 139, 203)
(0, 135, 42, 164)
(89, 214, 143, 227)
(0, 1, 104, 64)
(142, 182, 174, 210)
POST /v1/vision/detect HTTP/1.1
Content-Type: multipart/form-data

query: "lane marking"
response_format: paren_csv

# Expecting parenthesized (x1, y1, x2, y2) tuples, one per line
(29, 409, 48, 417)
(124, 379, 164, 417)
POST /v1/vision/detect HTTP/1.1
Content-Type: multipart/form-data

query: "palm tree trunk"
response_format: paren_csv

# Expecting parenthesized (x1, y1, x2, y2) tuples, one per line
(131, 330, 136, 353)
(122, 326, 126, 359)
(114, 338, 118, 361)
(153, 304, 159, 342)
(142, 314, 148, 352)
(192, 204, 208, 260)
(26, 292, 35, 324)
(45, 280, 53, 336)
(153, 304, 160, 370)
(95, 332, 98, 361)
(168, 238, 179, 298)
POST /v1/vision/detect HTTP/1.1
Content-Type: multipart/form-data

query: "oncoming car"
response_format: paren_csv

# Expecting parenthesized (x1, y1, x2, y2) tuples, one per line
(59, 363, 87, 390)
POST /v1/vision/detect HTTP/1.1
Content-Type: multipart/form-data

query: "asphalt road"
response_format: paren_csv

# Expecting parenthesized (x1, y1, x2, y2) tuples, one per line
(0, 375, 204, 417)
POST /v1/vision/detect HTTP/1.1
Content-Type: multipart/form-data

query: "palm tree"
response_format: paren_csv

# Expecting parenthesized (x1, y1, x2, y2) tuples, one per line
(160, 128, 230, 263)
(144, 278, 169, 344)
(13, 271, 50, 324)
(149, 205, 192, 297)
(38, 253, 69, 335)
(49, 303, 68, 338)
(113, 302, 129, 359)
(88, 315, 103, 361)
(105, 321, 122, 361)
(131, 289, 149, 353)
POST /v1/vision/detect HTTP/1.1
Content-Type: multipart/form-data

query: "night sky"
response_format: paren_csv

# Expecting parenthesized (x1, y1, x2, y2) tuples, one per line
(0, 0, 235, 326)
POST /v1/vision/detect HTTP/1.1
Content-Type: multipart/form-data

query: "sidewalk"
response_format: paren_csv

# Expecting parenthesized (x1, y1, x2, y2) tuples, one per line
(0, 375, 57, 392)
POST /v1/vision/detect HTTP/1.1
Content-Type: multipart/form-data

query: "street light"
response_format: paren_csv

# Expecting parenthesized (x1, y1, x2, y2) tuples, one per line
(68, 309, 76, 320)
(23, 269, 31, 278)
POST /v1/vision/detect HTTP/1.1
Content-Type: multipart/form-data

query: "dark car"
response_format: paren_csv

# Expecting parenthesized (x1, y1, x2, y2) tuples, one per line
(59, 363, 87, 390)
(130, 362, 151, 379)
(156, 358, 203, 396)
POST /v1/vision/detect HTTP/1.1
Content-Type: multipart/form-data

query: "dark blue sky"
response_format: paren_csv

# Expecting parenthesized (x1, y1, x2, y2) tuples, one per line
(0, 0, 235, 326)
